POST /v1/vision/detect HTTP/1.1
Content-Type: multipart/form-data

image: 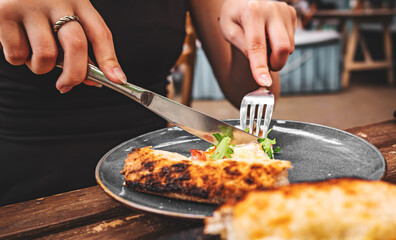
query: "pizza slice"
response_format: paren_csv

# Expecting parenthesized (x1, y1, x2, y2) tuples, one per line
(121, 132, 291, 204)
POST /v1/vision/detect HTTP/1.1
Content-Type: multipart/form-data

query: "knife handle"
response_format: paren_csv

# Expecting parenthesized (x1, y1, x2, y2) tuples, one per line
(55, 56, 147, 104)
(85, 63, 144, 101)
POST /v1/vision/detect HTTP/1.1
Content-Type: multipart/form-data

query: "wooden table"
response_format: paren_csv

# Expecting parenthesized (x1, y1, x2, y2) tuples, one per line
(312, 9, 396, 88)
(1, 119, 396, 240)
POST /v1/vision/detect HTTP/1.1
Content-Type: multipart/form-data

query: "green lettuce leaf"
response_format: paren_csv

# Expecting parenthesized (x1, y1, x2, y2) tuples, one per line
(257, 129, 281, 159)
(210, 135, 234, 160)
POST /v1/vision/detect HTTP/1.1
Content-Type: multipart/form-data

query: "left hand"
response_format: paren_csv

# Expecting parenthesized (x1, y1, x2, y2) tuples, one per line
(219, 0, 296, 87)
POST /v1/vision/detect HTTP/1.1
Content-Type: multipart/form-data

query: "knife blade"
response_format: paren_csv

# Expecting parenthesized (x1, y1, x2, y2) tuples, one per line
(56, 62, 258, 145)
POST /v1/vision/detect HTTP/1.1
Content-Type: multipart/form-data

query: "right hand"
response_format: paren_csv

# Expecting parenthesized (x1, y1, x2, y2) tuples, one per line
(0, 0, 126, 93)
(219, 0, 296, 87)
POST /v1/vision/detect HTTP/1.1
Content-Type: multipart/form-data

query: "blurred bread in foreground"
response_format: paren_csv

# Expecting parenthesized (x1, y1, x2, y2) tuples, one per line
(204, 178, 396, 240)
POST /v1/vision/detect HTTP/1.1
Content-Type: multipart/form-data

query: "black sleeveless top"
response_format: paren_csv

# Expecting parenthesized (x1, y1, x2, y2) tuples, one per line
(0, 0, 187, 205)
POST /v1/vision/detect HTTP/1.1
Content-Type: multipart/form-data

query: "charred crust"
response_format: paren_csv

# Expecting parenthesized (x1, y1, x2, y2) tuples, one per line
(190, 186, 209, 199)
(214, 184, 225, 196)
(126, 173, 208, 199)
(224, 160, 238, 166)
(176, 171, 191, 181)
(160, 166, 170, 177)
(224, 166, 242, 176)
(170, 163, 190, 172)
(145, 182, 167, 194)
(250, 164, 262, 170)
(202, 175, 209, 181)
(143, 161, 156, 171)
(127, 178, 167, 194)
(244, 176, 255, 185)
(131, 147, 141, 152)
(126, 181, 139, 189)
(164, 182, 180, 192)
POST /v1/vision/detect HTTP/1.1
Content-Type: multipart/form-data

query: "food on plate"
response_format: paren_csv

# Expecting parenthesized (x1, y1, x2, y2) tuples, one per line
(204, 178, 396, 240)
(121, 131, 291, 204)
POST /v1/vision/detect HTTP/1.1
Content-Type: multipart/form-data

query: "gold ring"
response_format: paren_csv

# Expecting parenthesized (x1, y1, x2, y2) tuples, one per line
(53, 15, 80, 33)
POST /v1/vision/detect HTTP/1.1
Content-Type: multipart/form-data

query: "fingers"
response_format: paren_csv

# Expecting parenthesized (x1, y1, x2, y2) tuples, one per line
(288, 6, 297, 45)
(0, 1, 88, 93)
(0, 1, 29, 65)
(219, 6, 247, 56)
(267, 4, 295, 72)
(220, 20, 247, 56)
(23, 13, 58, 75)
(219, 0, 296, 87)
(267, 20, 293, 71)
(55, 19, 88, 93)
(243, 0, 271, 86)
(0, 0, 123, 94)
(0, 20, 30, 66)
(83, 58, 103, 87)
(75, 1, 126, 84)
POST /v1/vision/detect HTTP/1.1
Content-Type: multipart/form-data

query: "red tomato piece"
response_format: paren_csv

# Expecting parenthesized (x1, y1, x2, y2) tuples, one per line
(190, 149, 207, 161)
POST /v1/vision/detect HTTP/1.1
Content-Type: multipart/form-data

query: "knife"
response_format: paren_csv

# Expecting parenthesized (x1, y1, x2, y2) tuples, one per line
(55, 61, 258, 145)
(0, 40, 258, 145)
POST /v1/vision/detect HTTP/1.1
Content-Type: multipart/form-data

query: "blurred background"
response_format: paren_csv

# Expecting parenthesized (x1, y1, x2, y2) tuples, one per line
(169, 0, 396, 130)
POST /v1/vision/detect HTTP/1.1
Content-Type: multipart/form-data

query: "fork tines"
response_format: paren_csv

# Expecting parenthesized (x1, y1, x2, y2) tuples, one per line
(240, 89, 274, 137)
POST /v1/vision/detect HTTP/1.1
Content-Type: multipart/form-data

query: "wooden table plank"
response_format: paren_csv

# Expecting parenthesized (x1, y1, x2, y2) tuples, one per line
(345, 119, 396, 183)
(345, 119, 396, 149)
(37, 214, 200, 240)
(0, 187, 132, 239)
(380, 144, 396, 183)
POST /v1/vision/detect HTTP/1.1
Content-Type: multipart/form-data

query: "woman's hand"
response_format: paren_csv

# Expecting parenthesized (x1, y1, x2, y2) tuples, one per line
(0, 0, 126, 93)
(219, 0, 296, 87)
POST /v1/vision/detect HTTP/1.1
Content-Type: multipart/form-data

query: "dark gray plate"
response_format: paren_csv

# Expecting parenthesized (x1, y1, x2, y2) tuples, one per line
(95, 119, 386, 219)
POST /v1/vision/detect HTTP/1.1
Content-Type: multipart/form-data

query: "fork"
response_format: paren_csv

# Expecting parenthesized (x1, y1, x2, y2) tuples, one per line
(240, 88, 274, 137)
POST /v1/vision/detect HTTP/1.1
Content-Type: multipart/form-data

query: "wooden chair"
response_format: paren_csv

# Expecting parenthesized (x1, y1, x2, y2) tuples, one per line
(168, 12, 197, 107)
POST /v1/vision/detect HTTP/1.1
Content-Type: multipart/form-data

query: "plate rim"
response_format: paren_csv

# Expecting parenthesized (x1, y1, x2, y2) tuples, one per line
(95, 119, 386, 219)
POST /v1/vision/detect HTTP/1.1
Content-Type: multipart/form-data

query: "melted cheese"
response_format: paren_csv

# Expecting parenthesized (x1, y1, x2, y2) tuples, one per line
(201, 142, 271, 162)
(231, 143, 270, 162)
